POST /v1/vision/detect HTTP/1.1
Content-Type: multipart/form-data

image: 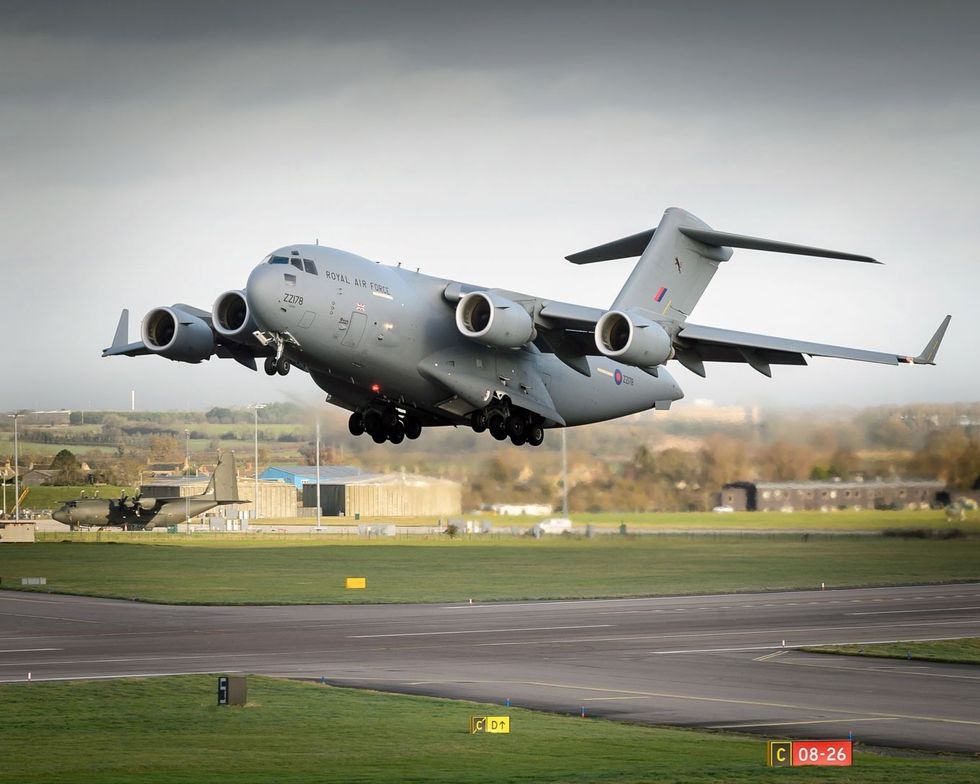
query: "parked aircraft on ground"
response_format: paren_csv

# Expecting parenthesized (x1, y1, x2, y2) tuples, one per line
(104, 208, 950, 447)
(52, 452, 242, 529)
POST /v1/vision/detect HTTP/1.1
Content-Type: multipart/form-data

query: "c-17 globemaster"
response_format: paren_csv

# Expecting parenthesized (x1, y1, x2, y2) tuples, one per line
(52, 452, 243, 529)
(104, 207, 950, 447)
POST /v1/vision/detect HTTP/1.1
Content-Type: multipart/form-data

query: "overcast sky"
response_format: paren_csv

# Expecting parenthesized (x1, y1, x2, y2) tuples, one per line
(1, 0, 977, 414)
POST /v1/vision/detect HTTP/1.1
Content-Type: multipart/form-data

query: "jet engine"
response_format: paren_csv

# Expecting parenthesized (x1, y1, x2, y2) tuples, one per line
(595, 310, 674, 367)
(455, 291, 535, 348)
(212, 290, 257, 341)
(141, 306, 216, 363)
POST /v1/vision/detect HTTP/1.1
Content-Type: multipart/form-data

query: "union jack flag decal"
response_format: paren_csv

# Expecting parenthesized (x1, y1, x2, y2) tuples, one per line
(355, 303, 366, 313)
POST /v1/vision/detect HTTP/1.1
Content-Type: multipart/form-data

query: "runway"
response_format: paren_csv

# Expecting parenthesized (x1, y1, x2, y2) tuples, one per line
(2, 584, 979, 752)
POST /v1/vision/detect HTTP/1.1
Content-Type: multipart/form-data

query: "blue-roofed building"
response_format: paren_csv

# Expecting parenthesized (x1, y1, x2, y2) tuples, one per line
(259, 465, 365, 492)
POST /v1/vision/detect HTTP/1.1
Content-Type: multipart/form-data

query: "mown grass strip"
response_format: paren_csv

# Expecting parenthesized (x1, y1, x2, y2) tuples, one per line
(803, 638, 980, 666)
(3, 536, 979, 605)
(1, 676, 976, 783)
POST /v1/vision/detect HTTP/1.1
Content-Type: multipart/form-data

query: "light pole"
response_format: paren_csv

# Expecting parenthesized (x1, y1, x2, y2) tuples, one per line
(2, 465, 8, 519)
(184, 429, 190, 532)
(561, 427, 569, 518)
(7, 414, 21, 524)
(315, 420, 322, 531)
(247, 404, 267, 520)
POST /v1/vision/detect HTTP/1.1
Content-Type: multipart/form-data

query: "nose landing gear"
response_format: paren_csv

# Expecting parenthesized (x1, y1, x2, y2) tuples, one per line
(254, 330, 299, 376)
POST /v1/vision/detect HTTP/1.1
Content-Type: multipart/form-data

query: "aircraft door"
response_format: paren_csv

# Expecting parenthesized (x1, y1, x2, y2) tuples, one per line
(341, 311, 368, 348)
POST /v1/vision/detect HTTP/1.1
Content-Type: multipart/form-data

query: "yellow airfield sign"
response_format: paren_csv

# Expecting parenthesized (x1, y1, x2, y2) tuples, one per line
(470, 716, 510, 734)
(345, 577, 367, 589)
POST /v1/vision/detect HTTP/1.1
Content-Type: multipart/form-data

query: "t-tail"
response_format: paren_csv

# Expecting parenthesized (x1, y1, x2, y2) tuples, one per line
(567, 207, 880, 322)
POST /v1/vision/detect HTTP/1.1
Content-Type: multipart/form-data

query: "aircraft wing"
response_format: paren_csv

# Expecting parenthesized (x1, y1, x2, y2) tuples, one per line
(673, 316, 951, 377)
(102, 308, 265, 370)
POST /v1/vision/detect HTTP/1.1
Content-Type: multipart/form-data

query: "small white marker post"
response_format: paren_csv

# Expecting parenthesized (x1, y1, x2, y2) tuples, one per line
(781, 640, 786, 648)
(27, 672, 31, 682)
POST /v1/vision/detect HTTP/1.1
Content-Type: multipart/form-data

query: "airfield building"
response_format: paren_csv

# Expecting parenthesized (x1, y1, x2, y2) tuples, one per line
(302, 472, 461, 517)
(719, 480, 947, 512)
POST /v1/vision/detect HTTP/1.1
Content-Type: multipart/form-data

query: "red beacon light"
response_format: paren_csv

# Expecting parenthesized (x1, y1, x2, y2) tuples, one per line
(371, 383, 381, 393)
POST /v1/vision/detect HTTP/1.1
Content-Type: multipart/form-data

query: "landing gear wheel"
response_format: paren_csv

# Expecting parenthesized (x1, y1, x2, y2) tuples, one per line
(264, 356, 277, 376)
(388, 423, 405, 444)
(488, 413, 508, 441)
(363, 410, 382, 436)
(371, 429, 387, 444)
(277, 358, 290, 376)
(471, 411, 488, 434)
(527, 425, 545, 446)
(404, 417, 422, 440)
(348, 412, 365, 436)
(510, 431, 526, 446)
(507, 415, 527, 439)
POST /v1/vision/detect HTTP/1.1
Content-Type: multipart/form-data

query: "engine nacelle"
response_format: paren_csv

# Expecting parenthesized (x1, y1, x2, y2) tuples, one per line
(595, 310, 674, 367)
(212, 290, 258, 341)
(455, 291, 535, 348)
(141, 306, 215, 363)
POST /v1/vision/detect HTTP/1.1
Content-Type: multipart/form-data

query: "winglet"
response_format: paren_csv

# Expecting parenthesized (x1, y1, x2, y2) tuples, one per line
(908, 315, 951, 365)
(112, 309, 130, 348)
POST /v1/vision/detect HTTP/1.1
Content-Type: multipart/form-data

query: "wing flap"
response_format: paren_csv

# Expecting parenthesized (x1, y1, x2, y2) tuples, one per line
(678, 323, 918, 366)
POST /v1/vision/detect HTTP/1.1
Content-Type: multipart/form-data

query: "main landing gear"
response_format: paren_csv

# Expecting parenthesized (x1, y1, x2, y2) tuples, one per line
(348, 407, 423, 445)
(471, 402, 545, 447)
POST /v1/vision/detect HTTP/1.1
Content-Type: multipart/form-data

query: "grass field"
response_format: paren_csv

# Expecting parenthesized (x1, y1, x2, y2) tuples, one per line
(1, 676, 975, 783)
(3, 535, 980, 604)
(805, 638, 980, 666)
(248, 508, 980, 531)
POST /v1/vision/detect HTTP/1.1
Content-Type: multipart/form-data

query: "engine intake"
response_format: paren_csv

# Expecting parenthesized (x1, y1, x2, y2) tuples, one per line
(212, 290, 257, 341)
(455, 291, 535, 348)
(141, 306, 215, 363)
(595, 310, 674, 367)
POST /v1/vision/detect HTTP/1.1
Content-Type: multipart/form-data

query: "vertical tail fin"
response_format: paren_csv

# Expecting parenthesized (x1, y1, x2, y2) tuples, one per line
(610, 208, 730, 320)
(204, 452, 240, 503)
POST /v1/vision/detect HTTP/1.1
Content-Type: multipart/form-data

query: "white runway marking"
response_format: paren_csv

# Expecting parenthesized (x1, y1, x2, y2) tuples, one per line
(652, 634, 980, 655)
(349, 624, 613, 639)
(709, 717, 900, 729)
(0, 611, 102, 624)
(0, 669, 240, 684)
(847, 606, 980, 616)
(0, 648, 62, 654)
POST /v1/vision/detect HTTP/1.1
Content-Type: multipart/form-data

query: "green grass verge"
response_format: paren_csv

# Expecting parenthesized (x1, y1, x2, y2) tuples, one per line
(3, 536, 980, 604)
(1, 676, 975, 783)
(257, 509, 979, 531)
(804, 638, 980, 666)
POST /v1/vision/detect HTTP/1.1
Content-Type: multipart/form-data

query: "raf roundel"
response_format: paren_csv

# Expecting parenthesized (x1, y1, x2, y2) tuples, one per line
(614, 369, 624, 385)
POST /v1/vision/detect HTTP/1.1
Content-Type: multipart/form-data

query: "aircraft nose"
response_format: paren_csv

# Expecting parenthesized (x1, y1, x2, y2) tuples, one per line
(246, 263, 282, 331)
(52, 509, 67, 524)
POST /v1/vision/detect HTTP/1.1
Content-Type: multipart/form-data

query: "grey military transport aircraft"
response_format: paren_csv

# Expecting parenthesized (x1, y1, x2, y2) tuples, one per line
(104, 208, 950, 447)
(52, 452, 242, 529)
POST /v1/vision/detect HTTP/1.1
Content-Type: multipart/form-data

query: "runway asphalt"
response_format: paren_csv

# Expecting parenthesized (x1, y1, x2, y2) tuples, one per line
(2, 583, 979, 752)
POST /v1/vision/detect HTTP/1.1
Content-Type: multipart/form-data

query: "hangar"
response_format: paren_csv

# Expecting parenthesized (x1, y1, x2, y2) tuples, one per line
(302, 472, 461, 517)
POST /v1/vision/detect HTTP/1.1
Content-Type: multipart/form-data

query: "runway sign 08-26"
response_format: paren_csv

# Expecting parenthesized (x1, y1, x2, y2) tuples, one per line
(767, 740, 852, 767)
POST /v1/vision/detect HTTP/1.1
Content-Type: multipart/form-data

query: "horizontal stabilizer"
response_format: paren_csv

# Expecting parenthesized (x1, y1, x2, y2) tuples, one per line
(566, 229, 655, 264)
(678, 227, 880, 264)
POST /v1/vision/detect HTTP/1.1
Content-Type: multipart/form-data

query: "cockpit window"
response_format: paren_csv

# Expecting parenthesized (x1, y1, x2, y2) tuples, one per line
(303, 259, 317, 275)
(290, 258, 303, 270)
(268, 256, 289, 265)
